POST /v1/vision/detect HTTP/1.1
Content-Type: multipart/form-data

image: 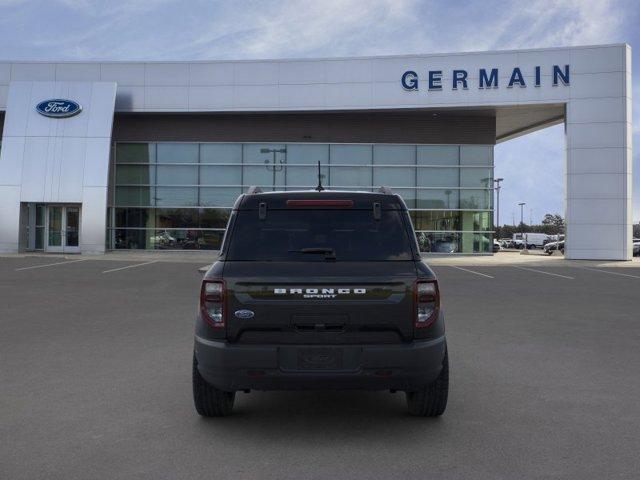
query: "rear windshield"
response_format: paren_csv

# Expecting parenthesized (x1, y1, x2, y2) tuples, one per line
(226, 209, 415, 261)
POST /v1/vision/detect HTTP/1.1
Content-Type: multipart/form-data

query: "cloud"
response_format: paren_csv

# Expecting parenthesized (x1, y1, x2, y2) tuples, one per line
(488, 0, 626, 49)
(0, 0, 631, 60)
(0, 0, 425, 60)
(230, 0, 422, 58)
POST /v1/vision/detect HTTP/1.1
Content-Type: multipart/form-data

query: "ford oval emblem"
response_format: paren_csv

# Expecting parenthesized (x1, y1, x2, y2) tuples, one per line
(36, 99, 82, 118)
(234, 309, 255, 319)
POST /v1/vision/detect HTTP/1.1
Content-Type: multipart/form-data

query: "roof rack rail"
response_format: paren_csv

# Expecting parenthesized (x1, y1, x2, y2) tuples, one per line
(246, 186, 263, 194)
(377, 186, 393, 195)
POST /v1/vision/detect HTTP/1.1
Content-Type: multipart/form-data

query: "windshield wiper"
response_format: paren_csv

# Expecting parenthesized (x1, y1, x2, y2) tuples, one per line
(288, 247, 337, 260)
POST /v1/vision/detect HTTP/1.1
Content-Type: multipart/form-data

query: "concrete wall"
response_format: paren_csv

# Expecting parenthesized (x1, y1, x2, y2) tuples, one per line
(0, 46, 627, 114)
(564, 45, 633, 259)
(0, 81, 116, 253)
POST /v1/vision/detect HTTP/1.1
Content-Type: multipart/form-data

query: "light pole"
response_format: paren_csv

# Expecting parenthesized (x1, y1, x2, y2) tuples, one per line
(518, 202, 527, 253)
(494, 178, 503, 228)
(261, 147, 287, 191)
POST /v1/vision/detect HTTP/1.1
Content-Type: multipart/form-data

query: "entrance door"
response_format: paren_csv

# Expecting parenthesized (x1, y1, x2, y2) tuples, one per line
(46, 206, 64, 252)
(64, 206, 80, 253)
(46, 205, 81, 253)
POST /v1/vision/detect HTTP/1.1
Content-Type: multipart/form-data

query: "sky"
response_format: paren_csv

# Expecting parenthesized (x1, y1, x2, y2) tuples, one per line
(0, 0, 638, 225)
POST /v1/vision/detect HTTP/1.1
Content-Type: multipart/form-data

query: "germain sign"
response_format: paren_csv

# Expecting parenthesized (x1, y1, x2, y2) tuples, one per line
(401, 65, 570, 91)
(36, 99, 82, 118)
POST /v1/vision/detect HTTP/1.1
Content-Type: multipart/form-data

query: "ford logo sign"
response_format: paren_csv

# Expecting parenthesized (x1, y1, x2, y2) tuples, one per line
(36, 99, 82, 118)
(234, 309, 255, 319)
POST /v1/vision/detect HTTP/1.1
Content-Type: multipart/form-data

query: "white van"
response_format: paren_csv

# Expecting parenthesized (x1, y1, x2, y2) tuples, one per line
(513, 233, 551, 249)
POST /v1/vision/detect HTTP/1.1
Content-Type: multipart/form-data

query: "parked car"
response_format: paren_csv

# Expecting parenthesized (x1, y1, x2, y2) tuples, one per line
(498, 238, 516, 249)
(633, 238, 640, 256)
(513, 232, 552, 249)
(492, 240, 501, 253)
(193, 188, 448, 417)
(544, 240, 565, 255)
(544, 234, 565, 245)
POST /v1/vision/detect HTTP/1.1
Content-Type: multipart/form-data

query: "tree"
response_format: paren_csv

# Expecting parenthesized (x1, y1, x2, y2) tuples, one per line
(495, 214, 565, 238)
(541, 213, 564, 229)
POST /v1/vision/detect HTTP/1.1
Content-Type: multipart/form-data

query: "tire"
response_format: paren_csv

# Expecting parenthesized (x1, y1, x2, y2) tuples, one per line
(406, 348, 449, 417)
(192, 354, 235, 417)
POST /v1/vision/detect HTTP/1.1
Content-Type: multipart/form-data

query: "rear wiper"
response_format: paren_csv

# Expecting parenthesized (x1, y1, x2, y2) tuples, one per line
(288, 247, 337, 260)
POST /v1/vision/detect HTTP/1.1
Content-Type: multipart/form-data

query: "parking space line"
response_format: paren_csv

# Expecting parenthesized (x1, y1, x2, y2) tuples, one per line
(15, 259, 87, 271)
(102, 260, 158, 274)
(577, 266, 640, 279)
(512, 266, 574, 279)
(448, 266, 494, 278)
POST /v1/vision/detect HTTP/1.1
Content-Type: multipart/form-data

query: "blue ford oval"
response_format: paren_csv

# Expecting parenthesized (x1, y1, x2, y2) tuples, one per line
(36, 99, 82, 118)
(234, 309, 255, 319)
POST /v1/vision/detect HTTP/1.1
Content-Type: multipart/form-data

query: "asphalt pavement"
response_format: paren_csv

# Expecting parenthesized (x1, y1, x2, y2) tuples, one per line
(1, 256, 639, 479)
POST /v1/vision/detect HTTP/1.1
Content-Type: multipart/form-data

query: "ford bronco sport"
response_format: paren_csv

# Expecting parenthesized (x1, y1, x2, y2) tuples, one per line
(193, 187, 448, 416)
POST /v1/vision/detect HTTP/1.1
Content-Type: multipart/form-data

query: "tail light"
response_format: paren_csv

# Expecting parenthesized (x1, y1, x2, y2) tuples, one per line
(286, 199, 354, 207)
(200, 280, 225, 328)
(414, 280, 440, 328)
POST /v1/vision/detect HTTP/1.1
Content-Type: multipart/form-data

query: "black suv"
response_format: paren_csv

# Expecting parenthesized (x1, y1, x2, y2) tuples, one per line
(193, 188, 448, 416)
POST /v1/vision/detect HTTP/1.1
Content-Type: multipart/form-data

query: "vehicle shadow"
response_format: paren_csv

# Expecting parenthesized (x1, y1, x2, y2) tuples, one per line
(192, 390, 449, 445)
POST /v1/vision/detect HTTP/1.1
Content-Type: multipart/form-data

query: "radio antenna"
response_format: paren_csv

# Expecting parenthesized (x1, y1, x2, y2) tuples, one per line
(315, 161, 324, 191)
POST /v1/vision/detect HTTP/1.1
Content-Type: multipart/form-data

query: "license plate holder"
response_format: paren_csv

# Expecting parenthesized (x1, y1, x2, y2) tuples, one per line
(297, 348, 343, 370)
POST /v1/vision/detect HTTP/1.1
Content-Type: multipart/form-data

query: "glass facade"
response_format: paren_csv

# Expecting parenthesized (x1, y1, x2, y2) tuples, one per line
(109, 142, 494, 253)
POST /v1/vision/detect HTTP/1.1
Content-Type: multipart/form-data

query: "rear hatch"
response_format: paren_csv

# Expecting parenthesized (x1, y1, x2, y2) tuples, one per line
(224, 261, 417, 344)
(220, 192, 420, 344)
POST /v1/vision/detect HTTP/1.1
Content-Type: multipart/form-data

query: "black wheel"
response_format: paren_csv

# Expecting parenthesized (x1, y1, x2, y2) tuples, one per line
(406, 348, 449, 417)
(192, 354, 235, 417)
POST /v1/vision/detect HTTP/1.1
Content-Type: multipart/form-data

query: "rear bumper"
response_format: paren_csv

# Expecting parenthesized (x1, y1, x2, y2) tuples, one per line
(194, 335, 447, 392)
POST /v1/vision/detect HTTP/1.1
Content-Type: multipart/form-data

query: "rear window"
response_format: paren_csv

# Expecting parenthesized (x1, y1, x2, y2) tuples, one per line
(226, 209, 415, 261)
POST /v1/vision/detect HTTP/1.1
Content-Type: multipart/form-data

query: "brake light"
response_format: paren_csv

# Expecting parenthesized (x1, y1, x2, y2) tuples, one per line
(200, 280, 225, 328)
(414, 280, 439, 328)
(286, 199, 354, 207)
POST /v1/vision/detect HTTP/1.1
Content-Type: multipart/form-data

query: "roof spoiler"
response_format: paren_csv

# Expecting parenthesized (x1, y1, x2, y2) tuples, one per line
(246, 186, 263, 194)
(377, 186, 393, 195)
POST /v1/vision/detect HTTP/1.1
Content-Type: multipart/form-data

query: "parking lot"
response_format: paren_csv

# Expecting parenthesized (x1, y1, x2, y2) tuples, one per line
(2, 254, 640, 480)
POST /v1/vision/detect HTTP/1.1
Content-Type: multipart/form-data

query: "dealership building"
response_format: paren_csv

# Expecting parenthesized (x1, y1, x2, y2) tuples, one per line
(0, 44, 633, 259)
